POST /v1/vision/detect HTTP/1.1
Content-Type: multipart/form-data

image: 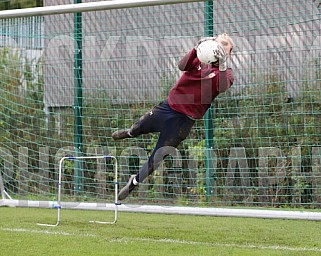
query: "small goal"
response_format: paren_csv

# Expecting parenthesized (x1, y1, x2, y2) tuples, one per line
(36, 155, 119, 227)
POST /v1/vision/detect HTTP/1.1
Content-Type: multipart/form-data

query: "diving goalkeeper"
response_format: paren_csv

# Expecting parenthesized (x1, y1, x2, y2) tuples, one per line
(112, 33, 235, 200)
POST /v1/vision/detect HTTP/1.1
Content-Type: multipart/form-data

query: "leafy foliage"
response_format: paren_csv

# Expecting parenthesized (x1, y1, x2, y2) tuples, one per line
(0, 0, 42, 10)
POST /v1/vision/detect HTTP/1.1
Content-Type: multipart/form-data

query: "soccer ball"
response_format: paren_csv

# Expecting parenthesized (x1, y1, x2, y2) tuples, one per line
(196, 40, 219, 64)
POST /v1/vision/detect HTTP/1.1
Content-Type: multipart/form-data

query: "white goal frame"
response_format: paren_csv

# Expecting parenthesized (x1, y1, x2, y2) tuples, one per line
(36, 155, 119, 227)
(0, 0, 206, 19)
(1, 0, 321, 221)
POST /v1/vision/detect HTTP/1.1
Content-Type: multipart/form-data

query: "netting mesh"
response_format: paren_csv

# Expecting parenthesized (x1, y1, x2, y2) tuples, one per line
(0, 0, 321, 208)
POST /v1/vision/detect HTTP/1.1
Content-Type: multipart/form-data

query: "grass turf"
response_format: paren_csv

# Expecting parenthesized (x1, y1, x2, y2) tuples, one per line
(1, 207, 321, 255)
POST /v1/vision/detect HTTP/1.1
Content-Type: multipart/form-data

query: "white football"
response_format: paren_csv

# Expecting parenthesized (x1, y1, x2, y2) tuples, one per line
(196, 40, 219, 64)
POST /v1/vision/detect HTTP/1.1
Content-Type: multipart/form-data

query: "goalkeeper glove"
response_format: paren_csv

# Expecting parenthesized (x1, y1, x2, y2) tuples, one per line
(214, 43, 227, 71)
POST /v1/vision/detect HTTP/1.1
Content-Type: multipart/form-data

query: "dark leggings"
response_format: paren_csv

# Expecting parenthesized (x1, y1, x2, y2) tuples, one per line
(129, 100, 195, 183)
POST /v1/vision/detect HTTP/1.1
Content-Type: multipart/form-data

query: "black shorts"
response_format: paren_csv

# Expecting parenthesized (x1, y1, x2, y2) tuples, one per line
(130, 100, 195, 143)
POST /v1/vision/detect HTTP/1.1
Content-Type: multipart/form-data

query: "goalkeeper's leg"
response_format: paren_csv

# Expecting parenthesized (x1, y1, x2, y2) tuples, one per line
(112, 105, 161, 141)
(118, 113, 194, 200)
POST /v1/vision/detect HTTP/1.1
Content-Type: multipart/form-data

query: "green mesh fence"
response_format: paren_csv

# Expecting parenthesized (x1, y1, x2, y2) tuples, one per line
(0, 0, 321, 210)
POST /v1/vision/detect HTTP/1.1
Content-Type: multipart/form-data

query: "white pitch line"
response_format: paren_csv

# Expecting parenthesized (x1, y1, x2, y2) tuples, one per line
(0, 228, 97, 237)
(110, 237, 321, 252)
(1, 227, 321, 252)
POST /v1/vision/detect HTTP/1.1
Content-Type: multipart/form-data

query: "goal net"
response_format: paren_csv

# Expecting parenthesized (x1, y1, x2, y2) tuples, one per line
(0, 0, 321, 221)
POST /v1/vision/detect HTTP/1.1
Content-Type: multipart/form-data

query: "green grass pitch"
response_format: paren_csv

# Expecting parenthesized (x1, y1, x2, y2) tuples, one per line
(1, 207, 321, 255)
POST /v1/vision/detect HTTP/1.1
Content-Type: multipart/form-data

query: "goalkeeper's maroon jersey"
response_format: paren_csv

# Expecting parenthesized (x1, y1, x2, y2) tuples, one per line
(167, 48, 234, 119)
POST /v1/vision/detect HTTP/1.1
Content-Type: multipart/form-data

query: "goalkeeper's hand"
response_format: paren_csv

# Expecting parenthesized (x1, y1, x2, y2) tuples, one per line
(214, 43, 227, 72)
(194, 37, 216, 50)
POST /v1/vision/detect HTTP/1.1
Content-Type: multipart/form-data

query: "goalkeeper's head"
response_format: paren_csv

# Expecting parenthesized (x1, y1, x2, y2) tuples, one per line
(215, 33, 234, 56)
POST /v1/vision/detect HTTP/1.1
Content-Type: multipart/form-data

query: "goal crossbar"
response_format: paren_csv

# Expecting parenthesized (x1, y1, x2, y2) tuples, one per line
(0, 0, 205, 19)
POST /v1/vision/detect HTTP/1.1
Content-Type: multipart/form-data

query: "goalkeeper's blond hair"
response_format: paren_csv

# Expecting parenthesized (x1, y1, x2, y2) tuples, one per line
(217, 33, 234, 49)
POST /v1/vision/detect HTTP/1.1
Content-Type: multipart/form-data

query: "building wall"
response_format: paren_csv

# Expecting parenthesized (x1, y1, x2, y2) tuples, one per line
(43, 0, 321, 107)
(43, 0, 204, 107)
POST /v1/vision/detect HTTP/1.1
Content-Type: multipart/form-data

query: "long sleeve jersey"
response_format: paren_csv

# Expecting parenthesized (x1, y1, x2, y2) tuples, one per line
(167, 48, 234, 119)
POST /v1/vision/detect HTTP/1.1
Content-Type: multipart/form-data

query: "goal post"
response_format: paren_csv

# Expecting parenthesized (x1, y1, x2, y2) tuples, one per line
(0, 0, 321, 222)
